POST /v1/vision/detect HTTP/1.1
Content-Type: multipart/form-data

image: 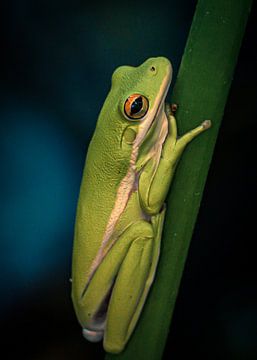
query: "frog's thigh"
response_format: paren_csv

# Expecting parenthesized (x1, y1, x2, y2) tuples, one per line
(104, 220, 154, 353)
(80, 221, 152, 328)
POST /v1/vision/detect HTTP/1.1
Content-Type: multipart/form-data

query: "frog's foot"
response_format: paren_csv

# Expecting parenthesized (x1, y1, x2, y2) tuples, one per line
(175, 118, 212, 153)
(83, 327, 104, 342)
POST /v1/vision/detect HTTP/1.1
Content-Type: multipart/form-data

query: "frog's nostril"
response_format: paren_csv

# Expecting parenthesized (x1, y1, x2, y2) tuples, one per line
(150, 66, 156, 72)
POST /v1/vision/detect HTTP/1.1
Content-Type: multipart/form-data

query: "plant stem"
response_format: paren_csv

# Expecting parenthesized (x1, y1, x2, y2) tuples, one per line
(106, 1, 252, 359)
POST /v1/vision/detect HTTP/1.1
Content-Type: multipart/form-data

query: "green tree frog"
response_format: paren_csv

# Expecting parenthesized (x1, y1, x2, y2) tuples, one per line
(71, 57, 211, 353)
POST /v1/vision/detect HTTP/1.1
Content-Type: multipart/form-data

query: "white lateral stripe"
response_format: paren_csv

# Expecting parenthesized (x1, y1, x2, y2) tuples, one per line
(86, 145, 138, 285)
(85, 70, 171, 287)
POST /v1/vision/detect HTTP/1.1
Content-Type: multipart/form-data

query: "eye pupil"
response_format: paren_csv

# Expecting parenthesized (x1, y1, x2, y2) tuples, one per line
(131, 97, 143, 114)
(124, 93, 149, 120)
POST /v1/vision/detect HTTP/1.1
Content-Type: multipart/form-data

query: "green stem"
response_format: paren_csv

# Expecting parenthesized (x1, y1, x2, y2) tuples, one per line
(106, 1, 252, 359)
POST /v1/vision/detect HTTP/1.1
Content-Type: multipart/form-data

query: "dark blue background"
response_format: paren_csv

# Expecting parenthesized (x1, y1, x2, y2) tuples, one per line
(1, 1, 256, 359)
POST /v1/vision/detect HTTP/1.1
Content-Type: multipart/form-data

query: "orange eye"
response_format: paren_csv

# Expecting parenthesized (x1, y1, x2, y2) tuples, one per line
(124, 94, 149, 120)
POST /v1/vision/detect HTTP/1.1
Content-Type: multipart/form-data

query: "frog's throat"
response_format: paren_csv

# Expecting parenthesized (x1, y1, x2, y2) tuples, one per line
(83, 76, 171, 293)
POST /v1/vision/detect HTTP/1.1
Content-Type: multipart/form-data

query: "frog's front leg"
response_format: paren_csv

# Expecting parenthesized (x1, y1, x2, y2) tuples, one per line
(79, 214, 165, 354)
(139, 104, 211, 215)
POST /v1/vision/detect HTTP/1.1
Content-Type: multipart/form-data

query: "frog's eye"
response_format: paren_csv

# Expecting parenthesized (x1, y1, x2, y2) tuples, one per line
(124, 94, 149, 120)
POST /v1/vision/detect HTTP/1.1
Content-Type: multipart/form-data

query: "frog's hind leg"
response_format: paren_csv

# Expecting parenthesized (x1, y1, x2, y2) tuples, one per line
(104, 207, 166, 353)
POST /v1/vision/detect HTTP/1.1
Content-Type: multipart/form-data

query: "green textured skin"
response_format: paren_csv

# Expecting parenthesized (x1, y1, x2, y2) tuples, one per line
(71, 56, 211, 353)
(71, 57, 172, 337)
(72, 60, 160, 294)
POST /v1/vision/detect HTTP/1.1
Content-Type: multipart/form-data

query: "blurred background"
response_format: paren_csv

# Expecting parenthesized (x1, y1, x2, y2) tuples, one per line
(1, 0, 256, 359)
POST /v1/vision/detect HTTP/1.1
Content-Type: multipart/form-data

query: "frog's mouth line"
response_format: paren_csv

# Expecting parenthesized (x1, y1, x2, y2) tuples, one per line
(151, 71, 172, 125)
(134, 71, 172, 149)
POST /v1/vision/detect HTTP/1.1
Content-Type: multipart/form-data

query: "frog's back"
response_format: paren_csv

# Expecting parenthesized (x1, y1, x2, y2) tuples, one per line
(72, 112, 132, 299)
(71, 63, 145, 298)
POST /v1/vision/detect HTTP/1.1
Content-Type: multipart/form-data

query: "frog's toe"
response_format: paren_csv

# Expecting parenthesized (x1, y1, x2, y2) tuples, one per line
(202, 119, 212, 129)
(171, 103, 178, 113)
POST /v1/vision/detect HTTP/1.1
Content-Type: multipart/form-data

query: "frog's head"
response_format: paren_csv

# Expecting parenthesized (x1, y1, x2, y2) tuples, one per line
(96, 57, 172, 166)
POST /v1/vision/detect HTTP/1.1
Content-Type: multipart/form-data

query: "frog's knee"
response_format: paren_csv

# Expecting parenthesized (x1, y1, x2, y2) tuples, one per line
(129, 220, 153, 240)
(104, 338, 125, 354)
(142, 198, 162, 216)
